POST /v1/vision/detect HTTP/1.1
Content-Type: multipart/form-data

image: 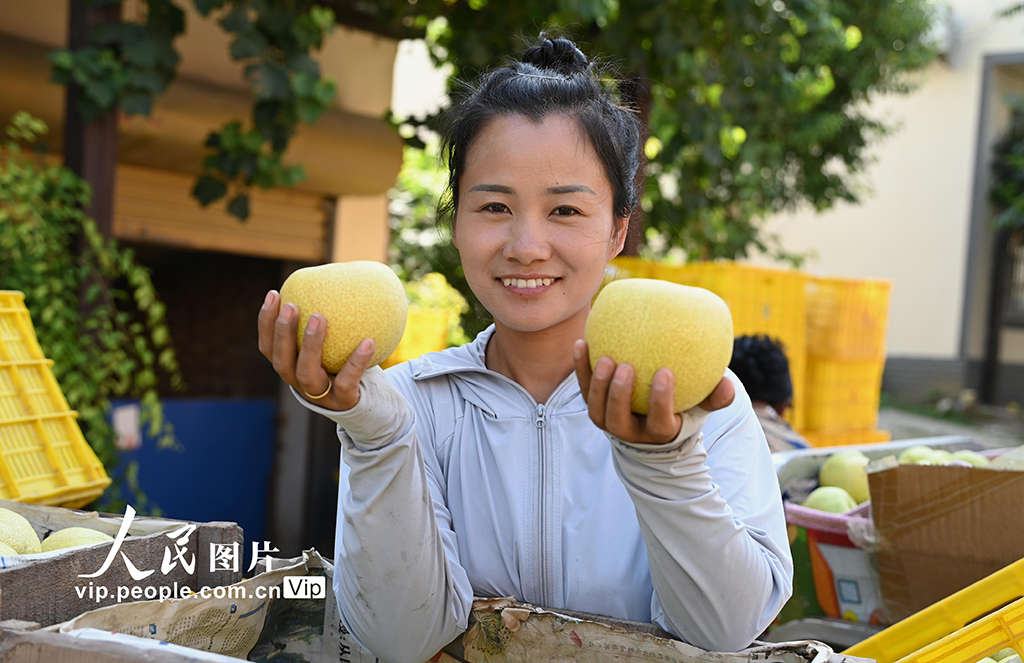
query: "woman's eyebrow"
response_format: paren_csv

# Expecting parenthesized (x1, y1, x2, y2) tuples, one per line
(547, 184, 596, 195)
(468, 184, 515, 194)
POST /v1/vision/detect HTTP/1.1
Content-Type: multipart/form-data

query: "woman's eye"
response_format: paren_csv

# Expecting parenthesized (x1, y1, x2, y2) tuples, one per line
(553, 206, 580, 216)
(482, 203, 509, 214)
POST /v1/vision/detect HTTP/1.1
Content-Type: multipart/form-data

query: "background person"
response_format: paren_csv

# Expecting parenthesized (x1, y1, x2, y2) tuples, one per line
(729, 335, 809, 453)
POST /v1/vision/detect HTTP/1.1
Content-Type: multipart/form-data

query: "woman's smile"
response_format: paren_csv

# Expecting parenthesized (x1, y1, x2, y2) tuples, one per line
(497, 276, 562, 295)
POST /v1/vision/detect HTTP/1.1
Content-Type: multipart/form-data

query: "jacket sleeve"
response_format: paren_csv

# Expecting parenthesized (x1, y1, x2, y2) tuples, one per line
(607, 369, 793, 652)
(291, 365, 474, 663)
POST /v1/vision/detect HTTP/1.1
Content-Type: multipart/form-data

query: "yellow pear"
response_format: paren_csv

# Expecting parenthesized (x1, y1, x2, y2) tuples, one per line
(41, 527, 115, 552)
(280, 261, 409, 374)
(819, 450, 871, 504)
(585, 279, 733, 414)
(0, 541, 17, 556)
(0, 507, 41, 554)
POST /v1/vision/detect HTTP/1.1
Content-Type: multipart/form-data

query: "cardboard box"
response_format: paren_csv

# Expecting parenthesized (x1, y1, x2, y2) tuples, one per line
(868, 460, 1024, 622)
(0, 499, 243, 627)
(0, 626, 246, 662)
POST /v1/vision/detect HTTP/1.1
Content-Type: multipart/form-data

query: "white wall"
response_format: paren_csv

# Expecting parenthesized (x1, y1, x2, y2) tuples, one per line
(749, 0, 1024, 359)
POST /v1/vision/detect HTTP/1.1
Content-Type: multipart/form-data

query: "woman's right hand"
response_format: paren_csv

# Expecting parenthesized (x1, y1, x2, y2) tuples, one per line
(257, 289, 376, 412)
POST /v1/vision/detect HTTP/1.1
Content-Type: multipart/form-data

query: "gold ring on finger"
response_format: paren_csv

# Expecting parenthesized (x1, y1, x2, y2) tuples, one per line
(302, 381, 332, 400)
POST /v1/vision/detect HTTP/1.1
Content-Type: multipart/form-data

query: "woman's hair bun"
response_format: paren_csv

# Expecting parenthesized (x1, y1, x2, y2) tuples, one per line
(522, 36, 589, 75)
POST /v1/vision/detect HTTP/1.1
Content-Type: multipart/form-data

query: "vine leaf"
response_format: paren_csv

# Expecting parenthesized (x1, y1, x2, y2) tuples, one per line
(227, 193, 250, 220)
(192, 174, 227, 206)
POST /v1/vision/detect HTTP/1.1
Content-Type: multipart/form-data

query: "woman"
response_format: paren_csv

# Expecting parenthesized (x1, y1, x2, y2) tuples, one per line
(258, 36, 792, 663)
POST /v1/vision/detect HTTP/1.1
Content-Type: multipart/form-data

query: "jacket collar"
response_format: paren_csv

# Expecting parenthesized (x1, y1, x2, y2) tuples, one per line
(409, 325, 494, 380)
(408, 325, 584, 416)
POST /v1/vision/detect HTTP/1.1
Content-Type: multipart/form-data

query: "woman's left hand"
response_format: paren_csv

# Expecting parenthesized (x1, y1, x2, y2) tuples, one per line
(574, 339, 736, 445)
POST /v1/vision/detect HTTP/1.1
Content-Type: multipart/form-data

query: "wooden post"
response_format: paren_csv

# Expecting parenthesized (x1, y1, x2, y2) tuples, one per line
(63, 0, 121, 238)
(981, 228, 1010, 404)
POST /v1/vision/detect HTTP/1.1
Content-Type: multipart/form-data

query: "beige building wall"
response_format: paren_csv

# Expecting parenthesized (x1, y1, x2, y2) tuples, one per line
(0, 0, 397, 120)
(748, 1, 1024, 360)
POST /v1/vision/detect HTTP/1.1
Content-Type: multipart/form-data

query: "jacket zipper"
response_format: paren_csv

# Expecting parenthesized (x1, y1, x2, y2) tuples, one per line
(535, 402, 547, 606)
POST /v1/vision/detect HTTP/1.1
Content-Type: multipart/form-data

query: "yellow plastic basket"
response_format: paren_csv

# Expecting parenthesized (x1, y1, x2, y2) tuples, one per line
(802, 429, 891, 448)
(807, 277, 892, 360)
(615, 260, 809, 431)
(803, 357, 885, 433)
(380, 306, 450, 369)
(0, 291, 111, 507)
(844, 558, 1024, 663)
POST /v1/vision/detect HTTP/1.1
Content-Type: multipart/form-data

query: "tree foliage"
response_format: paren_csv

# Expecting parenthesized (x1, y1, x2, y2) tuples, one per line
(0, 112, 184, 512)
(384, 0, 938, 262)
(50, 0, 338, 220)
(992, 96, 1024, 230)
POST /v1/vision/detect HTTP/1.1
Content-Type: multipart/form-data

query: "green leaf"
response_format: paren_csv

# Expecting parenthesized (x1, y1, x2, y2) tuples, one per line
(296, 98, 323, 124)
(220, 6, 252, 32)
(129, 69, 166, 93)
(192, 174, 227, 206)
(192, 0, 228, 16)
(227, 193, 250, 220)
(123, 39, 160, 69)
(250, 63, 290, 100)
(120, 92, 153, 116)
(230, 31, 266, 60)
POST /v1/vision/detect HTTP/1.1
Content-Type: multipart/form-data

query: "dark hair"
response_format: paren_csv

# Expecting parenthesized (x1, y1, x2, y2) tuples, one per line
(436, 35, 642, 227)
(729, 335, 794, 407)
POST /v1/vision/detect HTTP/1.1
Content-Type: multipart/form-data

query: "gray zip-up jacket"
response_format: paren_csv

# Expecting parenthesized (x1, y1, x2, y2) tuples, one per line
(295, 325, 793, 662)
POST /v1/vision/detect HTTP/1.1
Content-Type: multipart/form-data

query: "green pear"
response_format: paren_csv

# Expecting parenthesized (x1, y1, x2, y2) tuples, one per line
(0, 508, 41, 554)
(585, 279, 733, 414)
(951, 450, 989, 467)
(819, 451, 871, 504)
(280, 261, 409, 374)
(898, 445, 934, 464)
(41, 527, 114, 552)
(802, 487, 857, 513)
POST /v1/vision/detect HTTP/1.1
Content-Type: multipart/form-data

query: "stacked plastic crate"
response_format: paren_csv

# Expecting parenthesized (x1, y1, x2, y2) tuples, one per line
(0, 291, 111, 507)
(802, 277, 892, 447)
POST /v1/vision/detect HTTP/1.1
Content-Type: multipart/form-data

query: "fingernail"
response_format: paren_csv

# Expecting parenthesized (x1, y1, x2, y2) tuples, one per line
(306, 316, 320, 335)
(358, 339, 374, 354)
(573, 341, 582, 361)
(595, 359, 612, 380)
(262, 292, 273, 309)
(613, 364, 632, 385)
(654, 371, 670, 390)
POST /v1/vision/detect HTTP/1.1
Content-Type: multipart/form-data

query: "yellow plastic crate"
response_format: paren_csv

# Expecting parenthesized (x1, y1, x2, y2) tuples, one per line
(0, 291, 111, 506)
(802, 429, 891, 448)
(803, 357, 885, 433)
(604, 256, 653, 281)
(807, 277, 892, 360)
(380, 306, 450, 369)
(844, 558, 1024, 663)
(615, 260, 808, 431)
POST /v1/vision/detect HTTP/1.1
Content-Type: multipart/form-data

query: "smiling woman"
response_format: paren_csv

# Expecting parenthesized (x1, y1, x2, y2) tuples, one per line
(256, 33, 793, 663)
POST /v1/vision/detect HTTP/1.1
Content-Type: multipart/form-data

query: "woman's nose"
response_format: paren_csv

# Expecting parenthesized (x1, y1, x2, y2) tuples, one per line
(502, 216, 552, 264)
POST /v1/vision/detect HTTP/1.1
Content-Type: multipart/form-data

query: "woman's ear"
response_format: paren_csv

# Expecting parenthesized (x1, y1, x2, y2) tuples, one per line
(608, 214, 629, 258)
(451, 216, 459, 248)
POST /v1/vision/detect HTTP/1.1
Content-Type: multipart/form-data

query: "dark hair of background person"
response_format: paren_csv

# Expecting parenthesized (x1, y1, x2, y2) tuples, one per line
(729, 335, 794, 408)
(435, 34, 643, 232)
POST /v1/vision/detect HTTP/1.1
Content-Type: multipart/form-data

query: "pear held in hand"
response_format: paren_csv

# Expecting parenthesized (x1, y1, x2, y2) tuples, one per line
(279, 261, 409, 374)
(585, 279, 733, 414)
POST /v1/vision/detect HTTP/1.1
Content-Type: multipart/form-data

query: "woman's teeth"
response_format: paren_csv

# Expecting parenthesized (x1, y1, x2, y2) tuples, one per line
(502, 278, 554, 288)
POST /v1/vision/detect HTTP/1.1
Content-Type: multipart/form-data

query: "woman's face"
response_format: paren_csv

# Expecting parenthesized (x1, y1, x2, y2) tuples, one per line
(454, 114, 628, 334)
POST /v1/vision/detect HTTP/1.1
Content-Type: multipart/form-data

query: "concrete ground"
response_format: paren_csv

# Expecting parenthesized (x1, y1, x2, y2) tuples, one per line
(878, 407, 1024, 449)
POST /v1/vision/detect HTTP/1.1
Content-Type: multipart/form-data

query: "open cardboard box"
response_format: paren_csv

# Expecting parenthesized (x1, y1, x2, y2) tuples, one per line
(867, 455, 1024, 623)
(0, 499, 243, 627)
